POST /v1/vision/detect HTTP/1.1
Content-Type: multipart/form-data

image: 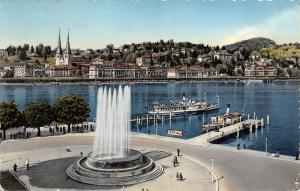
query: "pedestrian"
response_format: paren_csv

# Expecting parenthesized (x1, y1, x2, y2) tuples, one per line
(243, 143, 246, 149)
(179, 173, 183, 181)
(177, 148, 180, 156)
(296, 151, 299, 160)
(174, 156, 178, 164)
(172, 158, 176, 167)
(176, 172, 179, 180)
(26, 159, 29, 170)
(275, 149, 280, 157)
(237, 143, 240, 150)
(13, 163, 17, 172)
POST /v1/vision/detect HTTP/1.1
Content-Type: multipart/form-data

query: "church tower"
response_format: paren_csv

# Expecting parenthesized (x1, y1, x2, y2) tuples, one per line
(55, 29, 64, 65)
(64, 29, 71, 65)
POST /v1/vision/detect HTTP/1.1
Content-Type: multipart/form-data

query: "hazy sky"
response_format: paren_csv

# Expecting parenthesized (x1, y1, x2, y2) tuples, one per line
(0, 0, 299, 49)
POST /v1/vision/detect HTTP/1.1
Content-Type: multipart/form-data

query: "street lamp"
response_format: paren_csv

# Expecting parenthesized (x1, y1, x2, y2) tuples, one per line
(265, 138, 268, 155)
(211, 158, 215, 183)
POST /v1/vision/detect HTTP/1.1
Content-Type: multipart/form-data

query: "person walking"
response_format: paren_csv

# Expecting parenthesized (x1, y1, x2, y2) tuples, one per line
(179, 173, 183, 181)
(13, 163, 17, 172)
(26, 159, 29, 170)
(176, 172, 179, 181)
(177, 148, 180, 156)
(174, 156, 178, 165)
(243, 143, 246, 149)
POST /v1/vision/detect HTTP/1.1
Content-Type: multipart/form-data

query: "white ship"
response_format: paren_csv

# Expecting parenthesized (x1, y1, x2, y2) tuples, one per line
(148, 96, 219, 116)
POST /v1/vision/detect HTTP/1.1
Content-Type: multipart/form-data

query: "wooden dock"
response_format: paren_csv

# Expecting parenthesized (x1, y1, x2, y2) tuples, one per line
(189, 119, 264, 145)
(130, 114, 171, 126)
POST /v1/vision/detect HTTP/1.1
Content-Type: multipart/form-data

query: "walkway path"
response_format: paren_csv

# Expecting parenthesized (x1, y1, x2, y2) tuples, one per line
(1, 133, 300, 191)
(189, 119, 261, 145)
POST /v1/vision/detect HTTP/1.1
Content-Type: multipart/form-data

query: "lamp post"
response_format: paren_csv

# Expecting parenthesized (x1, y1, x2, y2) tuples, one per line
(265, 138, 268, 155)
(211, 158, 215, 183)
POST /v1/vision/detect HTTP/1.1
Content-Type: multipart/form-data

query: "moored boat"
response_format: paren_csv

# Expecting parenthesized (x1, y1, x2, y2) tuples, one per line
(202, 105, 245, 132)
(148, 96, 219, 116)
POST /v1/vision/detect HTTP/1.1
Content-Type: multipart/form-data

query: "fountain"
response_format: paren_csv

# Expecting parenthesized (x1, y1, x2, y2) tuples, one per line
(66, 86, 163, 186)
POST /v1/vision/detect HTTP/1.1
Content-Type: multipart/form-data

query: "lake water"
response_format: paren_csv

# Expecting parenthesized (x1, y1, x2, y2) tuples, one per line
(0, 81, 299, 156)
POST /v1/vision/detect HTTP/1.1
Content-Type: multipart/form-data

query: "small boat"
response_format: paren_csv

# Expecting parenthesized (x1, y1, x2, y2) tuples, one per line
(202, 111, 245, 132)
(148, 96, 219, 116)
(167, 130, 183, 137)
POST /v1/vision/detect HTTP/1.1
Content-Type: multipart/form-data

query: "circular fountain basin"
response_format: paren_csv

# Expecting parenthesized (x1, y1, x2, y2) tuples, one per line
(66, 149, 164, 186)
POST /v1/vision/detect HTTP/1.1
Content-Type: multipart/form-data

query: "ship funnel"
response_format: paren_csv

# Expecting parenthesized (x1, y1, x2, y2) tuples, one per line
(226, 104, 230, 114)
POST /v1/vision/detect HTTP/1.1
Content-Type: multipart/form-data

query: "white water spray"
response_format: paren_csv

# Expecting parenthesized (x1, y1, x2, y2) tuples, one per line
(92, 86, 131, 159)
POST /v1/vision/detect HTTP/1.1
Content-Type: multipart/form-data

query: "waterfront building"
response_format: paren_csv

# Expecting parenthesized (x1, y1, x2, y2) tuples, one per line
(264, 66, 277, 77)
(88, 63, 139, 79)
(167, 66, 210, 78)
(245, 64, 256, 77)
(45, 65, 76, 77)
(244, 64, 277, 77)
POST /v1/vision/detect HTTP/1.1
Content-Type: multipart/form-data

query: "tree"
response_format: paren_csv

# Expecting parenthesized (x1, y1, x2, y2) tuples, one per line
(52, 95, 90, 133)
(0, 102, 21, 139)
(106, 44, 114, 54)
(24, 102, 54, 136)
(30, 45, 34, 54)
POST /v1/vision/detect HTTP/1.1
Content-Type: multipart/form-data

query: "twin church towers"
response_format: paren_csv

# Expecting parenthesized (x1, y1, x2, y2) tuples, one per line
(56, 29, 71, 66)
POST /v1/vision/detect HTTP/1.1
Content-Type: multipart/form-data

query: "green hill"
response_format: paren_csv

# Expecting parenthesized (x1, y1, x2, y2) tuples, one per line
(225, 37, 276, 52)
(259, 45, 300, 60)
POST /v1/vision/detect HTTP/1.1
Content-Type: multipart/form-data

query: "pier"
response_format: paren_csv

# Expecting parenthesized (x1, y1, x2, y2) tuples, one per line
(190, 119, 263, 145)
(131, 114, 173, 126)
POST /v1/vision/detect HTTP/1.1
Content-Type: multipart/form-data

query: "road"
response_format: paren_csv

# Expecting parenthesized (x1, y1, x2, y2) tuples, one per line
(1, 133, 300, 191)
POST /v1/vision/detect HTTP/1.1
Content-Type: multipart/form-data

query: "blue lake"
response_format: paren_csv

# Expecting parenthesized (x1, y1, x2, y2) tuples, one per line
(0, 81, 299, 156)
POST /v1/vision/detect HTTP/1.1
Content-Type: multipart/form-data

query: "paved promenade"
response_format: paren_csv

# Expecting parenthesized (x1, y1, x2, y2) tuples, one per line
(1, 133, 300, 191)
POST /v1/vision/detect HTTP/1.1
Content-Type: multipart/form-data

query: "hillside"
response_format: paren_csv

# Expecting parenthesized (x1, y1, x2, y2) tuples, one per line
(259, 45, 300, 60)
(225, 37, 276, 52)
(0, 55, 55, 65)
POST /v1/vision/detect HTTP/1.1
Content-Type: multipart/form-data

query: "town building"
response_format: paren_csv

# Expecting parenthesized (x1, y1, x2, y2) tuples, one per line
(88, 63, 139, 79)
(244, 64, 277, 77)
(0, 50, 8, 57)
(167, 66, 211, 78)
(45, 65, 77, 77)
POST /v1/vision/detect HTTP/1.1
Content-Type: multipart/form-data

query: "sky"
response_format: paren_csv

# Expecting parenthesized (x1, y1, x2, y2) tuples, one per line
(0, 0, 299, 49)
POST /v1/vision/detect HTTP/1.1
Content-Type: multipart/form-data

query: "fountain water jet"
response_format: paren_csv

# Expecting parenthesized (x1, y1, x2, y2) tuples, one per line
(66, 85, 163, 186)
(92, 86, 131, 159)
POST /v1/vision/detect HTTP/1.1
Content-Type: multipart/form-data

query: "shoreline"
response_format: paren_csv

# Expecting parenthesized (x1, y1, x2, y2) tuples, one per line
(0, 77, 299, 84)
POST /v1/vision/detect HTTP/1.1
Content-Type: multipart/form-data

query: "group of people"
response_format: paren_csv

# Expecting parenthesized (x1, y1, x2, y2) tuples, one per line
(174, 148, 184, 181)
(176, 172, 184, 181)
(10, 131, 32, 140)
(71, 124, 93, 133)
(13, 159, 30, 172)
(237, 143, 246, 150)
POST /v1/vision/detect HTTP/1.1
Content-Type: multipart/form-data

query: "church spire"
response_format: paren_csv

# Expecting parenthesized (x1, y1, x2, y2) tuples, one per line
(65, 28, 71, 54)
(56, 28, 63, 54)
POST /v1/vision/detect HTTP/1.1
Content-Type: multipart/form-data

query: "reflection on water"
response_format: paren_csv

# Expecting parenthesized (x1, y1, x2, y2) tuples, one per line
(0, 80, 299, 156)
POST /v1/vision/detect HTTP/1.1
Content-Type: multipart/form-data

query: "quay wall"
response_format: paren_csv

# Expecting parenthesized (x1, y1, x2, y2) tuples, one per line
(0, 77, 299, 84)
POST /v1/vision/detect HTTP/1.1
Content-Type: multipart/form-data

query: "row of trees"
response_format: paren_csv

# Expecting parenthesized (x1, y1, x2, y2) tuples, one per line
(0, 95, 90, 139)
(5, 44, 52, 61)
